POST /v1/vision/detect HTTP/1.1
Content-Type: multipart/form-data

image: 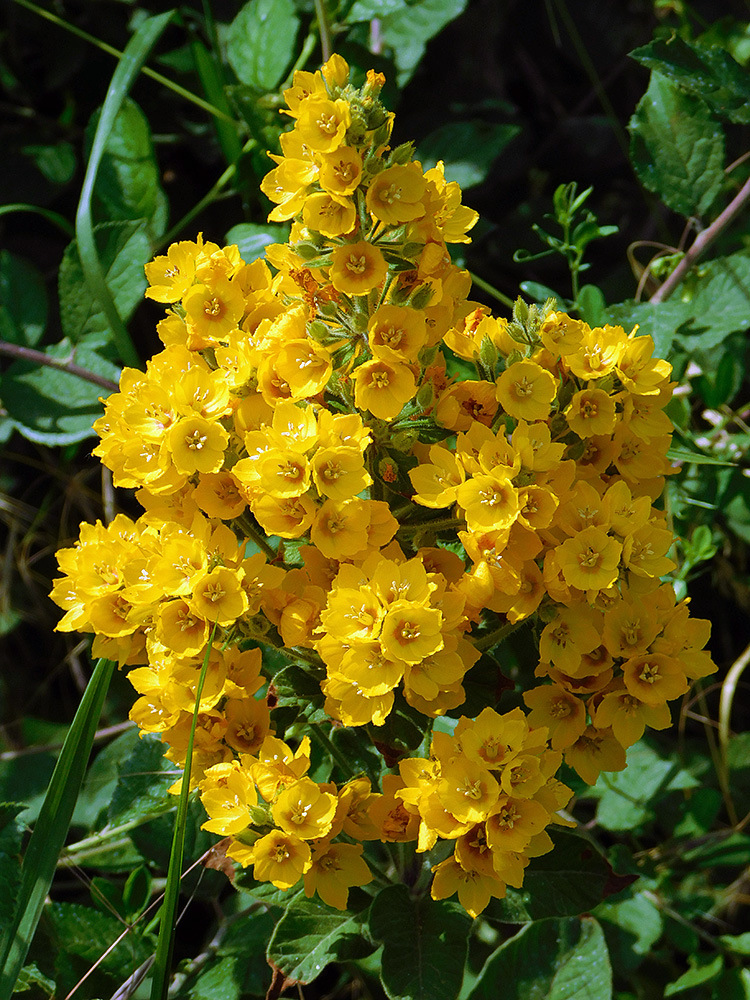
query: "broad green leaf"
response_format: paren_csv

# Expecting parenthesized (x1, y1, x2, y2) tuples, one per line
(0, 339, 119, 446)
(0, 753, 57, 825)
(108, 732, 175, 826)
(45, 901, 152, 976)
(719, 932, 750, 956)
(0, 659, 115, 1000)
(347, 0, 406, 19)
(577, 284, 606, 326)
(21, 142, 76, 185)
(87, 97, 168, 239)
(75, 10, 172, 367)
(369, 883, 471, 1000)
(225, 222, 288, 263)
(13, 965, 55, 997)
(467, 916, 612, 1000)
(59, 220, 150, 344)
(602, 300, 690, 358)
(665, 953, 724, 995)
(417, 121, 520, 189)
(0, 251, 47, 347)
(585, 742, 699, 832)
(493, 829, 632, 923)
(629, 72, 724, 217)
(379, 0, 469, 86)
(630, 36, 750, 124)
(267, 895, 374, 984)
(72, 725, 140, 830)
(226, 0, 299, 91)
(672, 252, 750, 351)
(0, 806, 24, 940)
(595, 892, 663, 971)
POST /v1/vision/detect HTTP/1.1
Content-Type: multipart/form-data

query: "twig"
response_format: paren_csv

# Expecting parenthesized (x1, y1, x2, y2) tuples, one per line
(650, 173, 750, 303)
(0, 340, 119, 392)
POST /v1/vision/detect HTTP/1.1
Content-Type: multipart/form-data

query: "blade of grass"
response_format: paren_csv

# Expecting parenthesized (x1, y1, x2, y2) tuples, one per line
(12, 0, 235, 125)
(150, 629, 216, 1000)
(0, 203, 74, 237)
(189, 36, 243, 166)
(0, 657, 115, 1000)
(75, 10, 174, 368)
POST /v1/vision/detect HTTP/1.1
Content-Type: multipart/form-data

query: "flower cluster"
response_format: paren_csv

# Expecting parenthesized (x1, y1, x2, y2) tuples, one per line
(50, 54, 716, 918)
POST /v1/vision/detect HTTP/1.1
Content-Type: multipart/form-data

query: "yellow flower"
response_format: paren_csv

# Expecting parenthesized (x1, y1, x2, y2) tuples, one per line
(593, 684, 672, 747)
(556, 526, 622, 592)
(295, 97, 351, 153)
(304, 842, 373, 910)
(182, 276, 245, 346)
(496, 360, 557, 421)
(409, 445, 465, 508)
(563, 726, 627, 785)
(539, 607, 601, 672)
(145, 240, 198, 302)
(431, 855, 506, 918)
(366, 163, 426, 225)
(272, 777, 338, 841)
(565, 388, 617, 437)
(368, 304, 427, 362)
(353, 358, 416, 420)
(311, 498, 370, 558)
(456, 474, 519, 533)
(199, 761, 257, 836)
(166, 416, 228, 476)
(318, 146, 363, 196)
(437, 757, 499, 824)
(435, 381, 497, 431)
(329, 240, 387, 295)
(621, 653, 688, 706)
(485, 796, 549, 853)
(302, 192, 356, 237)
(189, 566, 248, 625)
(522, 684, 587, 750)
(238, 829, 311, 888)
(380, 601, 444, 664)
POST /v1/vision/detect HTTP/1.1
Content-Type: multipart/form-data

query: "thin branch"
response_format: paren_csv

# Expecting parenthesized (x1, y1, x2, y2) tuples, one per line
(0, 341, 119, 392)
(650, 173, 750, 303)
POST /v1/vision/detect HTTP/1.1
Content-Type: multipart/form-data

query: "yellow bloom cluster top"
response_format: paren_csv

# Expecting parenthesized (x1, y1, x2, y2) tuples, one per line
(50, 54, 716, 917)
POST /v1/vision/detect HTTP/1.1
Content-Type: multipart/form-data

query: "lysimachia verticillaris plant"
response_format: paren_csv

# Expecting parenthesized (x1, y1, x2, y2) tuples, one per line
(50, 55, 716, 920)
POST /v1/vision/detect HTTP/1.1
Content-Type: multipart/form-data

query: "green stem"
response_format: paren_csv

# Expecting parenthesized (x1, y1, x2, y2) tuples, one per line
(474, 619, 524, 652)
(62, 812, 174, 858)
(314, 0, 333, 62)
(308, 724, 356, 780)
(235, 512, 277, 561)
(12, 0, 236, 125)
(0, 203, 74, 237)
(157, 141, 256, 250)
(150, 627, 216, 1000)
(397, 516, 465, 538)
(468, 271, 515, 310)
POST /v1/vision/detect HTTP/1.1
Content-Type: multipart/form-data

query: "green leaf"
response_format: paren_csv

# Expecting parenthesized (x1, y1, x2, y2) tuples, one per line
(225, 222, 288, 263)
(467, 916, 612, 1000)
(577, 284, 606, 326)
(75, 10, 173, 367)
(108, 732, 175, 826)
(369, 883, 471, 1000)
(630, 36, 750, 124)
(226, 0, 299, 91)
(595, 892, 663, 970)
(59, 220, 150, 344)
(492, 829, 633, 923)
(268, 895, 374, 984)
(629, 72, 725, 217)
(45, 901, 151, 976)
(22, 142, 76, 186)
(0, 339, 119, 446)
(13, 964, 55, 996)
(602, 300, 689, 357)
(0, 251, 47, 347)
(379, 0, 469, 86)
(0, 659, 115, 1000)
(585, 742, 699, 832)
(417, 121, 519, 189)
(665, 953, 724, 995)
(719, 932, 750, 956)
(672, 251, 750, 351)
(87, 97, 168, 239)
(72, 725, 140, 830)
(0, 806, 23, 940)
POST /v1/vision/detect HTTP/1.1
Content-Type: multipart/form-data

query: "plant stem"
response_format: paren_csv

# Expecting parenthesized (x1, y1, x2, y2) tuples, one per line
(650, 173, 750, 303)
(308, 724, 356, 780)
(397, 516, 465, 538)
(468, 271, 515, 309)
(314, 0, 333, 62)
(12, 0, 236, 125)
(0, 341, 119, 392)
(474, 618, 524, 652)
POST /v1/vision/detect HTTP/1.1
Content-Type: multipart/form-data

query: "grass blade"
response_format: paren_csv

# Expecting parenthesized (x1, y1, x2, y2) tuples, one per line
(150, 633, 215, 1000)
(75, 10, 174, 368)
(0, 657, 115, 1000)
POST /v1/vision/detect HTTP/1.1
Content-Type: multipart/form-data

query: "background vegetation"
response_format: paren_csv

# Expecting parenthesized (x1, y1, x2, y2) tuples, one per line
(1, 0, 749, 997)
